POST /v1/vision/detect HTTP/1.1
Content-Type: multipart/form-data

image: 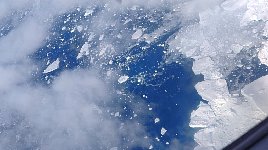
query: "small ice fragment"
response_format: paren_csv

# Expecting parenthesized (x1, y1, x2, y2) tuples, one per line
(137, 77, 142, 82)
(77, 42, 90, 59)
(118, 75, 129, 84)
(99, 34, 104, 41)
(130, 5, 137, 10)
(132, 29, 143, 40)
(106, 70, 113, 77)
(77, 25, 83, 32)
(258, 45, 268, 66)
(117, 34, 122, 39)
(99, 48, 106, 56)
(161, 127, 167, 135)
(154, 118, 160, 123)
(88, 32, 95, 41)
(70, 28, 75, 33)
(149, 145, 153, 149)
(123, 19, 132, 25)
(84, 9, 94, 16)
(115, 112, 120, 117)
(43, 58, 60, 73)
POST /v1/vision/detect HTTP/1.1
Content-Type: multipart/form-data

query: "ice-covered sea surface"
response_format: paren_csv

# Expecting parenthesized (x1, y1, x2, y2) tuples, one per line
(0, 0, 267, 149)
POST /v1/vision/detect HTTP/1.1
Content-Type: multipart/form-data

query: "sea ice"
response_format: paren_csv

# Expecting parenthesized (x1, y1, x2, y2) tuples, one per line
(118, 75, 129, 84)
(43, 58, 60, 73)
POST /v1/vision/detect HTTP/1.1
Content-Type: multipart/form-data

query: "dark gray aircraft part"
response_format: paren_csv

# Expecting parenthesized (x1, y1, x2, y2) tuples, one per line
(224, 117, 268, 150)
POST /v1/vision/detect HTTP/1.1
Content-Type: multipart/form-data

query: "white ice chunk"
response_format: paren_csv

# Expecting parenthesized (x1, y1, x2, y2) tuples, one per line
(154, 118, 160, 123)
(160, 127, 167, 135)
(99, 48, 106, 56)
(118, 75, 129, 84)
(77, 42, 90, 59)
(43, 58, 60, 73)
(106, 70, 113, 77)
(76, 25, 83, 32)
(114, 112, 120, 117)
(258, 42, 268, 66)
(98, 44, 114, 56)
(84, 9, 94, 16)
(131, 29, 143, 40)
(88, 32, 95, 42)
(99, 34, 104, 41)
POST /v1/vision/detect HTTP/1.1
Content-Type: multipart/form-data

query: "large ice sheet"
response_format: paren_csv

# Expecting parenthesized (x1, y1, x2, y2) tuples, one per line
(190, 78, 266, 149)
(242, 75, 268, 114)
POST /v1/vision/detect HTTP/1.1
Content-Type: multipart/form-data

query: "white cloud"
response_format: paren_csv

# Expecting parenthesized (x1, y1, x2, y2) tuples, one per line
(0, 18, 47, 63)
(0, 67, 151, 149)
(0, 0, 31, 20)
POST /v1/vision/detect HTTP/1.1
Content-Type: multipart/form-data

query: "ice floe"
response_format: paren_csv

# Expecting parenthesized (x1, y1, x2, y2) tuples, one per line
(43, 58, 60, 73)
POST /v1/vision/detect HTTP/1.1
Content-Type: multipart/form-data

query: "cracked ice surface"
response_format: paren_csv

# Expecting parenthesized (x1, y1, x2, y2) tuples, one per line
(258, 42, 268, 66)
(243, 0, 268, 66)
(242, 75, 268, 114)
(166, 0, 268, 149)
(190, 79, 266, 149)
